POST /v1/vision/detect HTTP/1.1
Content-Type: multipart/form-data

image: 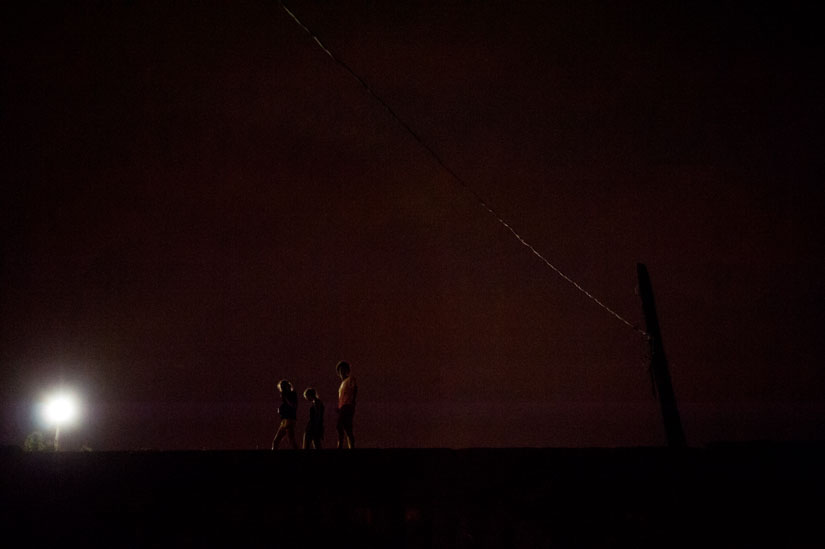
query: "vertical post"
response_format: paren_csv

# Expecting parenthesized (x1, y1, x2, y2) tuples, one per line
(637, 263, 686, 447)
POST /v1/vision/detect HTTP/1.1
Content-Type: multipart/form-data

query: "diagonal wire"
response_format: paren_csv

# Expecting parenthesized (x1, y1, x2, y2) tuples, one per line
(279, 1, 648, 338)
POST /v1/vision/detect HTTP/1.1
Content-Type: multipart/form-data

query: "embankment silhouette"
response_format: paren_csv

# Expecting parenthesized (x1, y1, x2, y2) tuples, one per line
(2, 444, 823, 547)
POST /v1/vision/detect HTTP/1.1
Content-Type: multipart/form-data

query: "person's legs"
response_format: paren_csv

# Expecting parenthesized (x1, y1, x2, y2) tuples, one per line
(307, 433, 322, 449)
(272, 421, 287, 450)
(344, 414, 355, 449)
(286, 421, 299, 449)
(336, 410, 346, 449)
(339, 406, 355, 449)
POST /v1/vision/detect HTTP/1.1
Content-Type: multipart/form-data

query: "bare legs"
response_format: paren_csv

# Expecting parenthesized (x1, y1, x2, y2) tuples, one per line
(336, 406, 355, 449)
(336, 426, 354, 449)
(272, 421, 298, 450)
(303, 432, 323, 450)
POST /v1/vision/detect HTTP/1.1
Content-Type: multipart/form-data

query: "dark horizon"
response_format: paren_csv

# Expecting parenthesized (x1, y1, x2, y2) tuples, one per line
(2, 1, 824, 451)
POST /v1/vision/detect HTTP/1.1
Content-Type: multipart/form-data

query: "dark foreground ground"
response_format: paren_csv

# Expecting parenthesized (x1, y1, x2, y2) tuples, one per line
(2, 444, 824, 548)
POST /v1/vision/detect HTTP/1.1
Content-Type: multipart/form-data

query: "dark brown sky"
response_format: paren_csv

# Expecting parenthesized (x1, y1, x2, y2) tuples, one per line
(2, 1, 824, 449)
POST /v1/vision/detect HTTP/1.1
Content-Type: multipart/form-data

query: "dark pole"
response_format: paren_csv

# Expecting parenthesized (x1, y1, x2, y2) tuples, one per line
(637, 263, 686, 447)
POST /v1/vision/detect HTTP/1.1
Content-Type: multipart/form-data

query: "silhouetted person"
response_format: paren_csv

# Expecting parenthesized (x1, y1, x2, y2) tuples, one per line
(302, 387, 324, 449)
(335, 361, 357, 449)
(272, 379, 299, 450)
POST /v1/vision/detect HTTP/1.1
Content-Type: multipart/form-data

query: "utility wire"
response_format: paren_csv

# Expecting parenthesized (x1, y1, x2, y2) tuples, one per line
(279, 1, 647, 338)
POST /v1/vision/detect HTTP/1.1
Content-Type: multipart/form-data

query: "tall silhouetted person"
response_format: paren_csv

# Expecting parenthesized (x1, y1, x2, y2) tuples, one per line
(302, 387, 324, 449)
(272, 379, 299, 450)
(335, 361, 357, 449)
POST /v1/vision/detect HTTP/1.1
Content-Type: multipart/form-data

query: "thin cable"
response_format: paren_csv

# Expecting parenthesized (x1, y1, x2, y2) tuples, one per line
(279, 1, 647, 338)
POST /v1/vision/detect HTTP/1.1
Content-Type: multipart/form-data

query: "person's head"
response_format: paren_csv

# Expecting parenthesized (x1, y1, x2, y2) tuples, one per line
(278, 379, 292, 393)
(303, 387, 317, 401)
(336, 361, 351, 380)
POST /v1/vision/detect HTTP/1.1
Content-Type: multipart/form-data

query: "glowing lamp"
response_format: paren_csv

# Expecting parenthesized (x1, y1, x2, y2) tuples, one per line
(44, 393, 79, 425)
(41, 392, 81, 450)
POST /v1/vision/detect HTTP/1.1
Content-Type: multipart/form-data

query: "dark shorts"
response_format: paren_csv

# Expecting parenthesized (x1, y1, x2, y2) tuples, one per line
(305, 423, 323, 439)
(337, 405, 355, 432)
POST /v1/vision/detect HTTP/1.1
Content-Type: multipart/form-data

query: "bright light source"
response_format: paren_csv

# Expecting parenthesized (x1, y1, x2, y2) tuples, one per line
(43, 393, 79, 426)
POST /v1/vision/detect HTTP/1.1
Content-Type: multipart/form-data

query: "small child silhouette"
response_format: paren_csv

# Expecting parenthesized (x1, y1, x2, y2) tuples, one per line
(272, 379, 299, 450)
(302, 387, 324, 449)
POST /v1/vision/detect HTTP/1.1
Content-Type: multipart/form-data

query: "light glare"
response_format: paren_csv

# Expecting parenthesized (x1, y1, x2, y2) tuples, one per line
(43, 393, 79, 425)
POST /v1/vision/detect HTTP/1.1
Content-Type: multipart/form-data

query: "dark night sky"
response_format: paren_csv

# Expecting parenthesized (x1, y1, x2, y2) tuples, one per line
(2, 1, 824, 450)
